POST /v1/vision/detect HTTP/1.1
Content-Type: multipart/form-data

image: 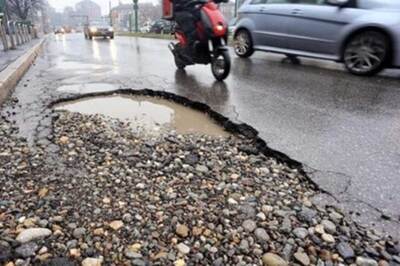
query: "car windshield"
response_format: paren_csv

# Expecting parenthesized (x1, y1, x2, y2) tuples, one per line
(91, 21, 110, 27)
(358, 0, 400, 9)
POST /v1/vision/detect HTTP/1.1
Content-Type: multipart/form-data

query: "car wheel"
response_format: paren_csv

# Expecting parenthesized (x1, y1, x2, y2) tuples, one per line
(89, 34, 93, 40)
(343, 31, 389, 76)
(234, 29, 254, 58)
(110, 34, 114, 39)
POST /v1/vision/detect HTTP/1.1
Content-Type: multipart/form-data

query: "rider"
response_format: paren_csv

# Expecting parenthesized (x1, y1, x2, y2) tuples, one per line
(172, 0, 202, 57)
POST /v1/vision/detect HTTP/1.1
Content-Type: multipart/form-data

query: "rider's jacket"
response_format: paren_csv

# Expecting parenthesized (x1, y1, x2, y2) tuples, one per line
(172, 0, 194, 12)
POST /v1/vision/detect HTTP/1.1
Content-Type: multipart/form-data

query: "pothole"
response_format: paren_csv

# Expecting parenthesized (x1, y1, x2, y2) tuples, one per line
(54, 95, 230, 137)
(57, 83, 120, 94)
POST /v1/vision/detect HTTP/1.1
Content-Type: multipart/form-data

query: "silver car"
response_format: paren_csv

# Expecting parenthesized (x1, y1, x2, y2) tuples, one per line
(233, 0, 400, 75)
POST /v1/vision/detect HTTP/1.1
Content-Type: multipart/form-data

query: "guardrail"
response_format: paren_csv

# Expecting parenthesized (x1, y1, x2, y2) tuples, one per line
(0, 17, 38, 51)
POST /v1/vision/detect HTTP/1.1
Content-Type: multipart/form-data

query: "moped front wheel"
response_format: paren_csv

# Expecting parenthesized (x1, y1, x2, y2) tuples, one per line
(211, 50, 230, 81)
(175, 55, 186, 70)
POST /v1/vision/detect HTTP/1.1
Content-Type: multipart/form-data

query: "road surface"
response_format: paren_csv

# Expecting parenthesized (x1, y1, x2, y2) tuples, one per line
(3, 33, 400, 237)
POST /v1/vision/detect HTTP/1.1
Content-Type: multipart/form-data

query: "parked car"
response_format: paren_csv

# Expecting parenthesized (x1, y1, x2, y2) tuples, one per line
(149, 19, 173, 34)
(84, 21, 114, 40)
(233, 0, 400, 76)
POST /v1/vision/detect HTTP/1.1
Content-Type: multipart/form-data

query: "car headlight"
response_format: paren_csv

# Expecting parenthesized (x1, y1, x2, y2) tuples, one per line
(109, 27, 114, 31)
(90, 27, 97, 32)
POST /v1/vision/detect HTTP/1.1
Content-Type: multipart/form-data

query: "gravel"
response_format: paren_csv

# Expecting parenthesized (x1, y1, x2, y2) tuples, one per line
(0, 112, 399, 265)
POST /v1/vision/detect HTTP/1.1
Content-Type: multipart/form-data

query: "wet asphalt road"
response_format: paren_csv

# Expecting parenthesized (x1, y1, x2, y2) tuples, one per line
(4, 33, 400, 237)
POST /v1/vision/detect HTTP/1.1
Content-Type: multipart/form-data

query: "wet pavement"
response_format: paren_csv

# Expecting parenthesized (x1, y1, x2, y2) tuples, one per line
(1, 33, 400, 237)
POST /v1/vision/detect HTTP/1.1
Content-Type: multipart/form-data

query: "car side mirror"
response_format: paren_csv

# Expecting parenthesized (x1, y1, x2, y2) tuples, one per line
(326, 0, 349, 7)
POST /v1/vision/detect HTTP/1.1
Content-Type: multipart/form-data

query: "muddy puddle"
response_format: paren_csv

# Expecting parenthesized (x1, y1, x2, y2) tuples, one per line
(54, 95, 230, 137)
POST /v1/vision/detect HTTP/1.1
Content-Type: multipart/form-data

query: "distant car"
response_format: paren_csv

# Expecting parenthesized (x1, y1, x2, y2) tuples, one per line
(149, 19, 173, 34)
(84, 21, 114, 40)
(233, 0, 400, 76)
(54, 27, 65, 34)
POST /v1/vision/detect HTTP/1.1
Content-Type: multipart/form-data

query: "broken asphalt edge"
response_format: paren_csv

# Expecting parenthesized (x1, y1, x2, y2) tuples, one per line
(0, 38, 46, 106)
(49, 88, 320, 191)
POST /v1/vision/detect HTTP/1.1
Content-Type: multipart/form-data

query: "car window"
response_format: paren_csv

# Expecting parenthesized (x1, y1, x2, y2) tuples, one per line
(292, 0, 324, 4)
(358, 0, 400, 9)
(250, 0, 267, 4)
(267, 0, 293, 3)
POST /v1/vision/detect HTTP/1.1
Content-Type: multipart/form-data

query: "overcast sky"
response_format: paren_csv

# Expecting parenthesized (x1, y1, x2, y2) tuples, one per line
(48, 0, 155, 14)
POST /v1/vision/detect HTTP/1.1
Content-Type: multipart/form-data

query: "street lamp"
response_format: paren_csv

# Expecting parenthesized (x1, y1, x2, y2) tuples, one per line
(133, 0, 138, 33)
(234, 0, 239, 17)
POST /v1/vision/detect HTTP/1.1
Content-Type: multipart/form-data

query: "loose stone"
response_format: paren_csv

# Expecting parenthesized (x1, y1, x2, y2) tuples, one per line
(262, 253, 288, 266)
(16, 228, 52, 244)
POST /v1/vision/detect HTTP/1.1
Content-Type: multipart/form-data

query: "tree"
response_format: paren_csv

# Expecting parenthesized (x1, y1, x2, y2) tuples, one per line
(6, 0, 44, 20)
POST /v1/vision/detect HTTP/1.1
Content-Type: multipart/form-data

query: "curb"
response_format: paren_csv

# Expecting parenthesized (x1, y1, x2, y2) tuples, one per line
(0, 38, 46, 106)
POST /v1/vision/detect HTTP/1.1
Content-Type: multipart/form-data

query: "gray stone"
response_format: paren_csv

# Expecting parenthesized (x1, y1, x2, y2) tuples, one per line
(294, 252, 310, 266)
(321, 220, 337, 234)
(177, 243, 190, 254)
(329, 211, 343, 222)
(66, 240, 78, 249)
(124, 250, 143, 259)
(122, 213, 133, 223)
(132, 259, 146, 266)
(356, 257, 378, 266)
(41, 258, 76, 266)
(337, 242, 355, 260)
(239, 239, 249, 253)
(298, 207, 317, 223)
(72, 227, 86, 239)
(16, 228, 52, 244)
(242, 219, 257, 232)
(281, 217, 292, 233)
(293, 227, 308, 239)
(0, 240, 12, 261)
(254, 228, 270, 242)
(15, 242, 39, 258)
(196, 165, 209, 173)
(282, 244, 294, 261)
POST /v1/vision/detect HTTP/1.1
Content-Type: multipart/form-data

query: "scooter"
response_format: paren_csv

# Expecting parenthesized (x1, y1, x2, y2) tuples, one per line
(168, 0, 231, 81)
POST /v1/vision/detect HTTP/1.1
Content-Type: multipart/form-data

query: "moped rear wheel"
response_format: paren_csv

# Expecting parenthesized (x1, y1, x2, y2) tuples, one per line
(211, 50, 230, 81)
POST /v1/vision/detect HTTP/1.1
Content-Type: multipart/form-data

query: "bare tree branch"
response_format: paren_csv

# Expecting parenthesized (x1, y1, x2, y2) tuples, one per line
(6, 0, 44, 20)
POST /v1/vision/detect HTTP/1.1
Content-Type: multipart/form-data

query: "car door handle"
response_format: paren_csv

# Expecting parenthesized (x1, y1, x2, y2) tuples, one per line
(259, 7, 268, 12)
(291, 8, 303, 14)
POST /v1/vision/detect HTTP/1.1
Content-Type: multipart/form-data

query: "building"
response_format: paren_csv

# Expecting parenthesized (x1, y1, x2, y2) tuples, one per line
(220, 0, 236, 23)
(75, 0, 102, 22)
(111, 2, 161, 31)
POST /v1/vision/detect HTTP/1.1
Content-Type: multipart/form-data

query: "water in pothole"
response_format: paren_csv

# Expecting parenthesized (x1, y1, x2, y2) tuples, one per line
(54, 95, 230, 137)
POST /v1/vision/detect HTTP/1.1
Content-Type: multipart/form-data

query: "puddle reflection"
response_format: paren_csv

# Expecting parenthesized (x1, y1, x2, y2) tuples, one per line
(54, 95, 230, 137)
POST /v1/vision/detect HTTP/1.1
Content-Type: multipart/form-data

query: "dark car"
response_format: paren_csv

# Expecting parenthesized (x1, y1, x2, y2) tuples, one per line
(84, 21, 114, 40)
(149, 19, 173, 34)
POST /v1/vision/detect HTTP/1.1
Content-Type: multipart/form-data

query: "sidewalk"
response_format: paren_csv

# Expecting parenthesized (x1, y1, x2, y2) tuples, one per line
(0, 38, 41, 72)
(0, 37, 45, 105)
